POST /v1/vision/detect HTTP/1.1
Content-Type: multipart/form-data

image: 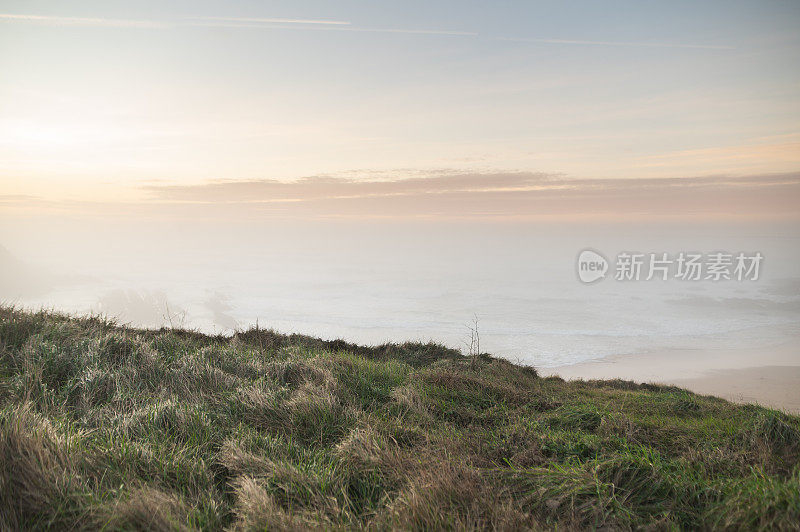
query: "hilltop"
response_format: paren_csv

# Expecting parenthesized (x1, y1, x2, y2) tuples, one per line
(1, 306, 798, 530)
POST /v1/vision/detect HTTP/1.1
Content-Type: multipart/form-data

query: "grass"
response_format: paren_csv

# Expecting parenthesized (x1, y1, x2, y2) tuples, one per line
(0, 305, 798, 530)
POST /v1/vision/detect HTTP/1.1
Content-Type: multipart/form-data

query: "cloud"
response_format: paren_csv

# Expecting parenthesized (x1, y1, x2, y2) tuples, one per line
(329, 27, 476, 36)
(633, 135, 800, 169)
(8, 13, 732, 42)
(0, 13, 171, 29)
(5, 171, 798, 220)
(0, 194, 40, 203)
(182, 21, 476, 35)
(143, 172, 555, 202)
(0, 12, 474, 36)
(137, 171, 800, 219)
(187, 16, 350, 25)
(498, 37, 734, 50)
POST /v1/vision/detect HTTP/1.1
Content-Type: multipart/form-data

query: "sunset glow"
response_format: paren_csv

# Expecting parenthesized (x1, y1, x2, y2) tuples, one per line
(1, 0, 798, 215)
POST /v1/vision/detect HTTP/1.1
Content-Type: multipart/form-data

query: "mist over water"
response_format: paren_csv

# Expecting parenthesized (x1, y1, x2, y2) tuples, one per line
(2, 215, 799, 368)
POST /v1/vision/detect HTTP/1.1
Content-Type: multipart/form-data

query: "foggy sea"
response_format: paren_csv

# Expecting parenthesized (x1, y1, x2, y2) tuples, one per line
(2, 216, 799, 368)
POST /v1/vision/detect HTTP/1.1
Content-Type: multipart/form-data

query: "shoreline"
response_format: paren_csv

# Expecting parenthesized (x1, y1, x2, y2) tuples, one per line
(546, 341, 800, 413)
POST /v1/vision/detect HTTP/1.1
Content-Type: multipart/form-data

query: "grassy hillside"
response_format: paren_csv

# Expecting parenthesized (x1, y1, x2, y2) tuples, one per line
(1, 306, 799, 530)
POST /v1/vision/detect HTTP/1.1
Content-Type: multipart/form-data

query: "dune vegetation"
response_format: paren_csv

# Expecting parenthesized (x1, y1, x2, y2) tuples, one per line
(0, 305, 798, 530)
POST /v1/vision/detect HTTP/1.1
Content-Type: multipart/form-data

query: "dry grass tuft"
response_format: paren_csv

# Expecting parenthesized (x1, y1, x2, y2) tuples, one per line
(383, 462, 535, 531)
(0, 405, 82, 530)
(229, 476, 326, 531)
(101, 486, 193, 531)
(390, 383, 429, 417)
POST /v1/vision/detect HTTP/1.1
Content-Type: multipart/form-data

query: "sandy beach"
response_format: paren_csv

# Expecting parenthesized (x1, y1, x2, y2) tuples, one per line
(548, 342, 800, 413)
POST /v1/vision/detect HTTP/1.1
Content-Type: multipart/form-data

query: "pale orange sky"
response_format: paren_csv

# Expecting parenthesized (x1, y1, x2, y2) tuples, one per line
(1, 0, 799, 214)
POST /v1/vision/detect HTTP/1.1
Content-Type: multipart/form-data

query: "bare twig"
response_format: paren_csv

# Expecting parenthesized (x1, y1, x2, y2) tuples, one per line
(465, 315, 480, 368)
(256, 317, 265, 357)
(164, 301, 174, 329)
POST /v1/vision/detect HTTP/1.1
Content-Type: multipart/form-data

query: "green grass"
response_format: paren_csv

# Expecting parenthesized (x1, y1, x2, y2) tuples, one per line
(1, 305, 798, 530)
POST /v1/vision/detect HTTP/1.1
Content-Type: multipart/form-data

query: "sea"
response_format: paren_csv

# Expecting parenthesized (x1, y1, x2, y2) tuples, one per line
(3, 217, 799, 369)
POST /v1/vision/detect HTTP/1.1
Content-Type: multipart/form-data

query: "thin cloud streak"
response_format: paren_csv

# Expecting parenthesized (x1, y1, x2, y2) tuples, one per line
(0, 12, 474, 36)
(498, 36, 734, 50)
(6, 172, 799, 220)
(143, 173, 555, 202)
(188, 16, 351, 25)
(182, 21, 476, 35)
(340, 27, 477, 36)
(132, 171, 800, 219)
(0, 13, 170, 29)
(144, 172, 800, 203)
(3, 13, 727, 42)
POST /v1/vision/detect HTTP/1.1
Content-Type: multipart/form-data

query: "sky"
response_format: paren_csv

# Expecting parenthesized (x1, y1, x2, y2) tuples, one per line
(1, 0, 799, 218)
